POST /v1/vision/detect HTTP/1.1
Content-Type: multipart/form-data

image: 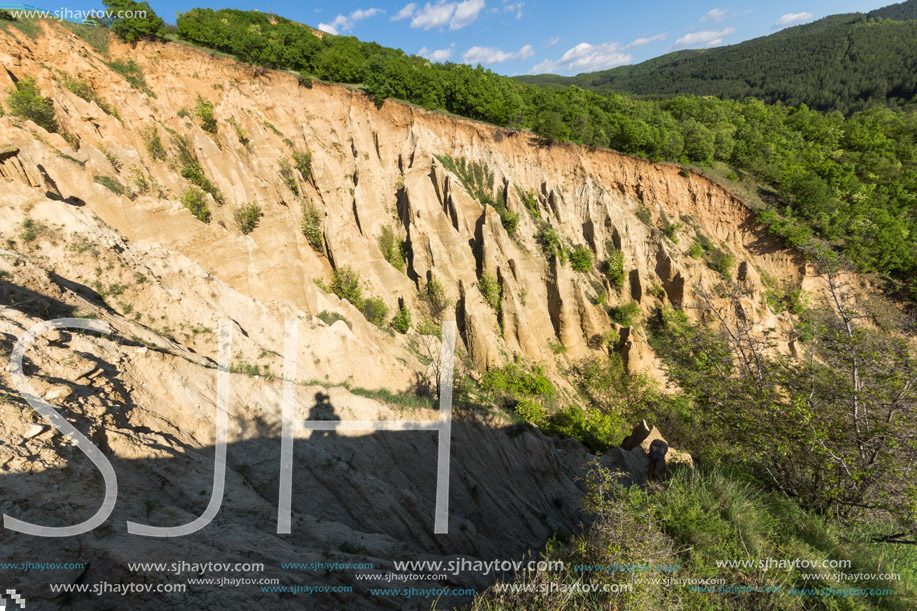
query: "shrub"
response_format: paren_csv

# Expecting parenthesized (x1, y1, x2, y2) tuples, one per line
(392, 305, 411, 333)
(536, 223, 562, 259)
(378, 225, 406, 271)
(608, 301, 640, 327)
(570, 246, 594, 272)
(0, 9, 16, 20)
(103, 0, 166, 43)
(292, 150, 312, 179)
(317, 310, 349, 328)
(301, 203, 324, 252)
(635, 205, 652, 226)
(515, 186, 540, 218)
(707, 248, 736, 278)
(330, 266, 363, 308)
(692, 234, 736, 278)
(416, 317, 442, 338)
(481, 359, 555, 400)
(181, 187, 211, 223)
(194, 97, 217, 133)
(541, 405, 617, 453)
(604, 248, 626, 290)
(662, 220, 683, 243)
(499, 209, 520, 236)
(233, 202, 262, 235)
(279, 158, 298, 194)
(766, 286, 808, 316)
(514, 399, 545, 425)
(6, 77, 57, 133)
(361, 297, 389, 326)
(478, 272, 502, 313)
(140, 124, 166, 161)
(421, 275, 450, 318)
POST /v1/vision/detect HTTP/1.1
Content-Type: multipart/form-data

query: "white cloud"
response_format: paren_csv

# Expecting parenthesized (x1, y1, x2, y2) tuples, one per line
(450, 0, 486, 30)
(318, 7, 383, 35)
(318, 22, 340, 35)
(671, 27, 735, 49)
(529, 40, 632, 74)
(529, 58, 560, 74)
(700, 8, 727, 23)
(398, 0, 486, 30)
(411, 2, 455, 28)
(546, 36, 560, 48)
(625, 32, 667, 48)
(463, 44, 534, 64)
(419, 46, 455, 61)
(774, 12, 813, 28)
(351, 8, 382, 20)
(503, 1, 524, 19)
(392, 3, 417, 20)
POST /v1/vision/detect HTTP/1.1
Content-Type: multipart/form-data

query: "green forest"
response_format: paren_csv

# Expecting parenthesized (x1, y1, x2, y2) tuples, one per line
(171, 8, 917, 299)
(517, 7, 917, 115)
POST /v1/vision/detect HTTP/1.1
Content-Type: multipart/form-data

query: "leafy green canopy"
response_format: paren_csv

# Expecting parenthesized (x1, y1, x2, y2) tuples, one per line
(173, 8, 917, 298)
(102, 0, 165, 43)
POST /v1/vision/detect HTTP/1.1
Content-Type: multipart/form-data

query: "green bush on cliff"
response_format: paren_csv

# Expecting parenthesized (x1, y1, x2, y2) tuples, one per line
(5, 77, 57, 132)
(181, 187, 211, 223)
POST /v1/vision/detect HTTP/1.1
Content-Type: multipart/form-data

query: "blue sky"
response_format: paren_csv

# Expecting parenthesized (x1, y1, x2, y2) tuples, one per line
(97, 0, 897, 75)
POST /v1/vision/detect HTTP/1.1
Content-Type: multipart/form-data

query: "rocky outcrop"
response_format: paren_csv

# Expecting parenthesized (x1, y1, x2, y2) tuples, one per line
(0, 20, 815, 392)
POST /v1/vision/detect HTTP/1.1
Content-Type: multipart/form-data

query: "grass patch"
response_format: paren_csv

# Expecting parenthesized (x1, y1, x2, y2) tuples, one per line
(94, 175, 125, 196)
(105, 59, 154, 97)
(172, 134, 224, 204)
(140, 124, 167, 161)
(63, 21, 110, 55)
(62, 75, 118, 117)
(474, 464, 916, 610)
(278, 157, 299, 194)
(317, 310, 350, 328)
(436, 155, 519, 235)
(693, 234, 736, 279)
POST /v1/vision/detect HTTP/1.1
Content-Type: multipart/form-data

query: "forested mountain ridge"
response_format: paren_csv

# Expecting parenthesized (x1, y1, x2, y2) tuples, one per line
(516, 1, 917, 115)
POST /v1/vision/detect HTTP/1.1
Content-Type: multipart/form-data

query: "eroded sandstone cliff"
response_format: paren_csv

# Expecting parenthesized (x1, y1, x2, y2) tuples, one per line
(0, 21, 854, 609)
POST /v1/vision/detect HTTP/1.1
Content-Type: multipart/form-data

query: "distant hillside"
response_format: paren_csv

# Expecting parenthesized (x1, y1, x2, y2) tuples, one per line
(517, 1, 917, 114)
